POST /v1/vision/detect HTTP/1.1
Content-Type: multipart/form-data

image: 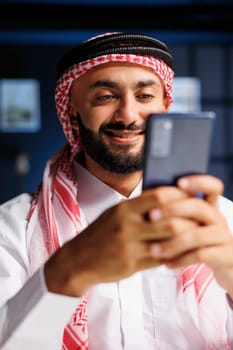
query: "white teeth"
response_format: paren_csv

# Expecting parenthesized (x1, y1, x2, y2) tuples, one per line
(112, 131, 141, 138)
(114, 134, 134, 138)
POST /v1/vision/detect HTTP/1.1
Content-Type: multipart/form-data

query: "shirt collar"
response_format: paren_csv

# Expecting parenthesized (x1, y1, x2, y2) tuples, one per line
(74, 161, 142, 224)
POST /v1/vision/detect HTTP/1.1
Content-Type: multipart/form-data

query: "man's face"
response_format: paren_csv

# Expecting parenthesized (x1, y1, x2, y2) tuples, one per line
(68, 62, 170, 174)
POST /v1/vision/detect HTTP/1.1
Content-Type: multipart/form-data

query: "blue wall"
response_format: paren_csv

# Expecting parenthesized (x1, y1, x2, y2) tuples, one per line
(1, 30, 233, 203)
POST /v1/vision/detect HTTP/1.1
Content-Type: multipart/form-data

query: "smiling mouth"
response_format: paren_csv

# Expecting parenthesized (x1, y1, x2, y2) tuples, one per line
(105, 129, 145, 138)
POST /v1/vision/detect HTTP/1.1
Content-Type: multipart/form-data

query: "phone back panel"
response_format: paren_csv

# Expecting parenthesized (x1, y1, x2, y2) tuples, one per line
(142, 112, 215, 190)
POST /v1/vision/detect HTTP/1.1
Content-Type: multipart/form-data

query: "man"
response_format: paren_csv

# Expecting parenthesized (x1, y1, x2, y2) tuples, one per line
(1, 32, 233, 349)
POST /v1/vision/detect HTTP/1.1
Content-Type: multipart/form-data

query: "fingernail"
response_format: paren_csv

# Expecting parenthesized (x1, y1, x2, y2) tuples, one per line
(149, 209, 162, 221)
(151, 244, 161, 257)
(177, 178, 189, 189)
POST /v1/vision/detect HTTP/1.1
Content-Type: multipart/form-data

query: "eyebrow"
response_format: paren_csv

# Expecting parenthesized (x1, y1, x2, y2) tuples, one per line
(89, 79, 160, 90)
(136, 80, 161, 88)
(89, 80, 118, 89)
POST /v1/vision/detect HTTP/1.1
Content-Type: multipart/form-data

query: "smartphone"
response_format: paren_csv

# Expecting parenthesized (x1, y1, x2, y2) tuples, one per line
(142, 112, 215, 190)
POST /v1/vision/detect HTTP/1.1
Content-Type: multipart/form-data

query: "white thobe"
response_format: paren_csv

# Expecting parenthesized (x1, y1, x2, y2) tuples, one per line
(0, 162, 233, 349)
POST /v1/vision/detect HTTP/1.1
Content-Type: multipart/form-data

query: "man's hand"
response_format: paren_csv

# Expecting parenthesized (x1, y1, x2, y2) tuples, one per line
(148, 175, 233, 298)
(44, 185, 188, 296)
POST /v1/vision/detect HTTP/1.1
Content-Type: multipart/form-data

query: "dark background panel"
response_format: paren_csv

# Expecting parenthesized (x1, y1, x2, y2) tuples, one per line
(1, 0, 233, 203)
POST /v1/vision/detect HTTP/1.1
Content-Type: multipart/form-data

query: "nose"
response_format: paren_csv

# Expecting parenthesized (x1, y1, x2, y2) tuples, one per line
(113, 95, 138, 125)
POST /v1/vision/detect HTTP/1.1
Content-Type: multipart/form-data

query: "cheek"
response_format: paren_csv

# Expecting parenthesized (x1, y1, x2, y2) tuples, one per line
(82, 106, 114, 129)
(78, 111, 106, 133)
(146, 101, 169, 116)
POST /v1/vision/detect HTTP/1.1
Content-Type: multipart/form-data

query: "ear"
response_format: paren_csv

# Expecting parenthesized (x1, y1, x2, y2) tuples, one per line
(163, 96, 171, 112)
(68, 102, 79, 130)
(70, 115, 79, 130)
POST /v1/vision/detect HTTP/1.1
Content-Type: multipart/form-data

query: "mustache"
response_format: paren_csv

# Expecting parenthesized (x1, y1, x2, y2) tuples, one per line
(100, 122, 146, 132)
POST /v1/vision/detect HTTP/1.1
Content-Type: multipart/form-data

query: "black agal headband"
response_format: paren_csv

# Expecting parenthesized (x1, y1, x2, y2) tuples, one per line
(57, 32, 174, 79)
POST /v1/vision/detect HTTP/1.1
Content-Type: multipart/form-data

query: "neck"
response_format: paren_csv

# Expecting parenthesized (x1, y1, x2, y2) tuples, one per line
(83, 154, 142, 197)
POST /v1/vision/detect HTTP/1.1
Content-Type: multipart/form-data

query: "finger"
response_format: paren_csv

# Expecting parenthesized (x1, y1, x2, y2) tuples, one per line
(138, 217, 198, 242)
(138, 185, 188, 213)
(136, 256, 162, 271)
(150, 224, 230, 260)
(164, 244, 233, 270)
(157, 196, 225, 225)
(177, 174, 224, 204)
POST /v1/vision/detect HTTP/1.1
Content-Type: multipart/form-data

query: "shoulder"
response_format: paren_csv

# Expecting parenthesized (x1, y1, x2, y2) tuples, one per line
(0, 193, 33, 239)
(0, 193, 32, 215)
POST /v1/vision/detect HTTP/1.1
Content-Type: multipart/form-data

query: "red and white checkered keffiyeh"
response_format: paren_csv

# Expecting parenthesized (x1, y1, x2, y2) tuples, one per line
(26, 45, 231, 349)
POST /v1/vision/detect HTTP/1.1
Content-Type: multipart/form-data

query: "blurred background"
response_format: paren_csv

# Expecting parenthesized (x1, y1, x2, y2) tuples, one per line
(0, 0, 233, 203)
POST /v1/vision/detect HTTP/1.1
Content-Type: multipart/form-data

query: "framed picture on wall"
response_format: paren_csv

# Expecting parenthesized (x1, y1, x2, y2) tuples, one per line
(0, 79, 41, 132)
(169, 77, 201, 113)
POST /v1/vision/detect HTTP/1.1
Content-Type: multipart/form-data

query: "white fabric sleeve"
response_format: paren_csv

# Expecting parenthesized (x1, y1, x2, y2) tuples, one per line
(226, 293, 233, 346)
(0, 267, 81, 350)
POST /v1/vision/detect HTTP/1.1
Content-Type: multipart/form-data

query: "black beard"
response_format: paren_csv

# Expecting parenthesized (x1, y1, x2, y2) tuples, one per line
(76, 115, 145, 174)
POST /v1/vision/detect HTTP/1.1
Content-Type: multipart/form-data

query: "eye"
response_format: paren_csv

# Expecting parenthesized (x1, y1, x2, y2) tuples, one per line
(97, 94, 115, 101)
(95, 93, 118, 105)
(137, 93, 154, 101)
